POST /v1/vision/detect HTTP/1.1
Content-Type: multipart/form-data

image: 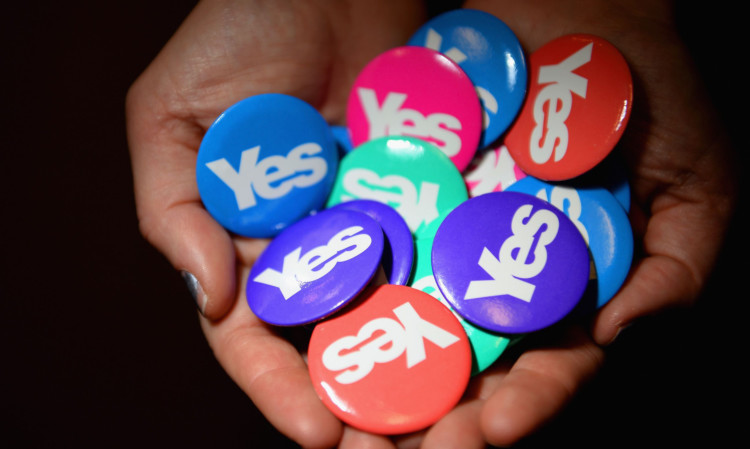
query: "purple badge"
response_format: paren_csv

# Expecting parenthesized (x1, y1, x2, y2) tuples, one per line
(328, 200, 413, 285)
(247, 208, 384, 326)
(431, 191, 589, 334)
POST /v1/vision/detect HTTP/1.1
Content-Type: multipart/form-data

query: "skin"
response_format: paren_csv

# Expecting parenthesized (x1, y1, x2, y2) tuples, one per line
(126, 0, 737, 447)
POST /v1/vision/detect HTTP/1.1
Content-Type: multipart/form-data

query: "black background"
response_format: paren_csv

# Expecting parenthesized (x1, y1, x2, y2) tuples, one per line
(2, 1, 746, 447)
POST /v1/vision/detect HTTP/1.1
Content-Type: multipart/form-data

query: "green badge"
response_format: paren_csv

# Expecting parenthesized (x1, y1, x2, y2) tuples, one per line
(409, 237, 511, 376)
(326, 136, 468, 240)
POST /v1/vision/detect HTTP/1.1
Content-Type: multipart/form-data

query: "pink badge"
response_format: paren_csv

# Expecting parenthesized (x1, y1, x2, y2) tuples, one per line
(464, 144, 527, 197)
(347, 46, 482, 172)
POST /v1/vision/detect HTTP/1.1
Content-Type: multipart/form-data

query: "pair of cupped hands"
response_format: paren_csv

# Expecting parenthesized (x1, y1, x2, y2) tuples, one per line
(126, 0, 737, 447)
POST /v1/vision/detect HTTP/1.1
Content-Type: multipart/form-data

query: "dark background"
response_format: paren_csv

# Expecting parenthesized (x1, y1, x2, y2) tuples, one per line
(2, 1, 745, 447)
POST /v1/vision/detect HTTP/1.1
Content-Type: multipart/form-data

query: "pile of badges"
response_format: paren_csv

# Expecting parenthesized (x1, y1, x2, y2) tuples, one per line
(195, 9, 634, 435)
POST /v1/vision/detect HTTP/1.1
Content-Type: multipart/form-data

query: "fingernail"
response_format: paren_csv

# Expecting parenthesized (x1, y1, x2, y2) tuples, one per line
(608, 322, 632, 345)
(181, 271, 208, 316)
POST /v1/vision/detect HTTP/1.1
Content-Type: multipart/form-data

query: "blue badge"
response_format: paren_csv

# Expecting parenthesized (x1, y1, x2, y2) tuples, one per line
(196, 94, 338, 238)
(506, 176, 633, 308)
(407, 9, 527, 149)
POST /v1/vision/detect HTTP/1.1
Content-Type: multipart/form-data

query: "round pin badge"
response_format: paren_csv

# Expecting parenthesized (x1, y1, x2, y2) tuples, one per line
(464, 143, 527, 197)
(328, 199, 414, 285)
(410, 237, 511, 375)
(347, 46, 482, 172)
(408, 8, 527, 148)
(196, 94, 338, 237)
(504, 34, 633, 181)
(308, 284, 471, 435)
(432, 191, 590, 334)
(326, 136, 468, 240)
(506, 176, 633, 308)
(246, 208, 384, 326)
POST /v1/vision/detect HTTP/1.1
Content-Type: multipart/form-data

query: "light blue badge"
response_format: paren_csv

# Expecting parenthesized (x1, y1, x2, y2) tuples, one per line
(408, 9, 527, 149)
(506, 176, 633, 308)
(196, 94, 338, 238)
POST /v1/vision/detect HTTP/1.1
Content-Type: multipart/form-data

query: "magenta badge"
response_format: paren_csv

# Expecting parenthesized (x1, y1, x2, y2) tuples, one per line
(347, 46, 482, 172)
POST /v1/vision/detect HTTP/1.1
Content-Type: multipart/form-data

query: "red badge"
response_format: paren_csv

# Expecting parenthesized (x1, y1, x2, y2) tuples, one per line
(308, 284, 471, 435)
(504, 34, 632, 180)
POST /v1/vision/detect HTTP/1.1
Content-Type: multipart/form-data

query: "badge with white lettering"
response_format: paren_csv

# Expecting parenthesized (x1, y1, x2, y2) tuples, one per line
(409, 237, 510, 375)
(196, 94, 338, 237)
(464, 143, 527, 197)
(326, 136, 468, 240)
(408, 8, 527, 149)
(246, 208, 384, 326)
(308, 284, 471, 435)
(504, 34, 632, 181)
(328, 200, 414, 285)
(432, 191, 589, 334)
(347, 46, 482, 172)
(507, 176, 633, 308)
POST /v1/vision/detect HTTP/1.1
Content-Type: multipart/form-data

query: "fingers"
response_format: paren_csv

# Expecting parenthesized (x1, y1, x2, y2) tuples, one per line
(415, 400, 486, 449)
(593, 194, 733, 345)
(392, 328, 603, 448)
(126, 77, 238, 320)
(594, 134, 737, 344)
(479, 327, 604, 447)
(340, 427, 397, 449)
(200, 270, 343, 449)
(593, 255, 696, 346)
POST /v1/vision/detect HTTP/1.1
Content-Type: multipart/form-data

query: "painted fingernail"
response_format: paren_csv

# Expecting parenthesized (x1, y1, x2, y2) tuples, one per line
(181, 271, 208, 316)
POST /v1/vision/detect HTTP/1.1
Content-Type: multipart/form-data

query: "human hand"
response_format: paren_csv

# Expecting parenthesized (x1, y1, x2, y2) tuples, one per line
(402, 0, 737, 447)
(126, 1, 425, 447)
(127, 0, 737, 447)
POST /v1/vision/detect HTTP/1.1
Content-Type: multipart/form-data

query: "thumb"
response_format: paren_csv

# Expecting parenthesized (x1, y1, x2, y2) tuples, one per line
(126, 78, 237, 320)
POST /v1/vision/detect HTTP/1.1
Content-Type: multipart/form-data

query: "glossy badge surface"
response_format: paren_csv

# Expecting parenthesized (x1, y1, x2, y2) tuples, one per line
(196, 94, 338, 237)
(328, 200, 414, 285)
(326, 136, 468, 240)
(308, 284, 471, 435)
(432, 191, 589, 333)
(246, 208, 383, 326)
(410, 237, 510, 375)
(347, 46, 482, 172)
(504, 34, 632, 181)
(507, 176, 633, 308)
(408, 8, 527, 148)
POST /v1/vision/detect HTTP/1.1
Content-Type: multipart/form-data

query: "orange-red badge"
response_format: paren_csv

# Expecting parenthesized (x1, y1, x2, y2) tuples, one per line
(504, 34, 632, 181)
(308, 284, 471, 435)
